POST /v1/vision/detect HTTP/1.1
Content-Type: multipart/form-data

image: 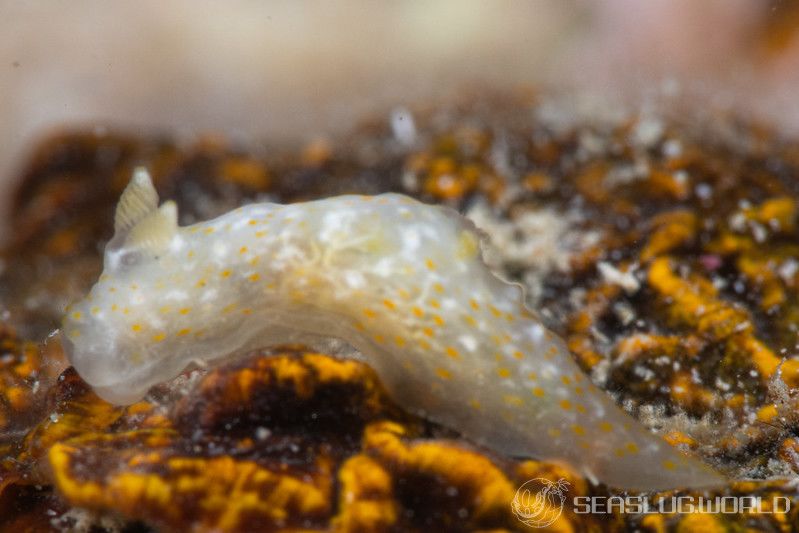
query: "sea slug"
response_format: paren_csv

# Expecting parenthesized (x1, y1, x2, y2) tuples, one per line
(62, 169, 723, 490)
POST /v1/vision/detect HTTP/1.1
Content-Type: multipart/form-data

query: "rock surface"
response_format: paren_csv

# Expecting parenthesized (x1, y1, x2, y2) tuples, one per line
(3, 91, 799, 531)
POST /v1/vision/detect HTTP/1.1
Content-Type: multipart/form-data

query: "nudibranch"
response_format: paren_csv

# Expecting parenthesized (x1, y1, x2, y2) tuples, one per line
(62, 169, 724, 490)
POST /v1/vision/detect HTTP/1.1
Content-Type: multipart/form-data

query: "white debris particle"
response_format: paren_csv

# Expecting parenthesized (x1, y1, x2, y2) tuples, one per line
(604, 161, 649, 188)
(52, 507, 126, 533)
(632, 365, 655, 381)
(653, 356, 671, 366)
(597, 262, 640, 294)
(630, 116, 664, 148)
(779, 259, 799, 282)
(751, 222, 768, 243)
(695, 183, 713, 200)
(612, 301, 636, 326)
(728, 212, 747, 232)
(401, 169, 419, 192)
(662, 138, 683, 158)
(711, 275, 727, 290)
(714, 377, 731, 392)
(466, 202, 601, 306)
(578, 130, 607, 156)
(390, 107, 416, 146)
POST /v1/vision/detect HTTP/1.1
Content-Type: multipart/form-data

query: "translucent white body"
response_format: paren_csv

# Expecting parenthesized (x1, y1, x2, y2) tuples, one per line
(62, 170, 723, 490)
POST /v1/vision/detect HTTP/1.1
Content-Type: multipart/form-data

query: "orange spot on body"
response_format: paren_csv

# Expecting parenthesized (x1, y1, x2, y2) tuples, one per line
(546, 345, 558, 359)
(436, 368, 452, 380)
(445, 346, 460, 359)
(504, 395, 524, 407)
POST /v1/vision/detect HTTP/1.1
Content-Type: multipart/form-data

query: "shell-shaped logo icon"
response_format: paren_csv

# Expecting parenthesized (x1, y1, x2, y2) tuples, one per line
(511, 478, 570, 528)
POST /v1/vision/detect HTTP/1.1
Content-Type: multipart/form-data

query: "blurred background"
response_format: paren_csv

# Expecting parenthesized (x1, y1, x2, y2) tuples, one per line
(1, 0, 799, 240)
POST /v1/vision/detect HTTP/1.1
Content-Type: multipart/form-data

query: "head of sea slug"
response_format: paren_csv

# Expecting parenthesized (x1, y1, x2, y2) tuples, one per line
(61, 168, 187, 404)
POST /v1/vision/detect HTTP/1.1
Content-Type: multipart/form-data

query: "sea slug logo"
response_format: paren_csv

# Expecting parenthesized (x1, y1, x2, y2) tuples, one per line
(512, 479, 792, 527)
(511, 478, 570, 528)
